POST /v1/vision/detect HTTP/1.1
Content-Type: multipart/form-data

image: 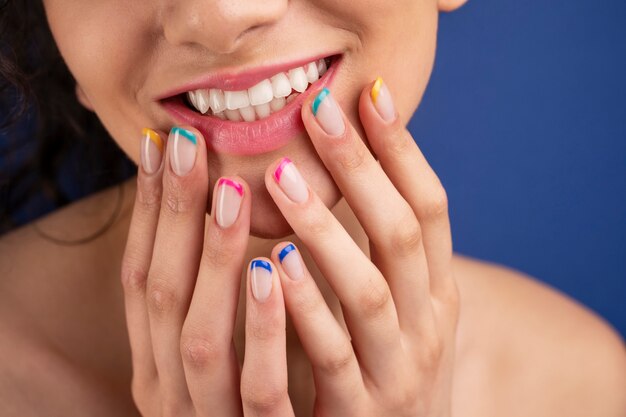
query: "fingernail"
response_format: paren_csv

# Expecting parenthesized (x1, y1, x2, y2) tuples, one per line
(311, 88, 345, 136)
(169, 127, 197, 176)
(250, 260, 273, 302)
(274, 158, 308, 204)
(370, 77, 396, 122)
(215, 178, 244, 229)
(278, 244, 304, 281)
(140, 128, 163, 174)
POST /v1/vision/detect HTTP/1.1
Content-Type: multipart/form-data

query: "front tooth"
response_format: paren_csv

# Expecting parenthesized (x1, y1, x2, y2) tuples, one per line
(209, 89, 226, 113)
(269, 96, 286, 112)
(305, 62, 319, 83)
(288, 67, 308, 93)
(271, 73, 292, 98)
(195, 89, 210, 114)
(215, 112, 226, 120)
(248, 79, 274, 106)
(317, 58, 327, 76)
(239, 106, 256, 122)
(224, 109, 242, 122)
(224, 90, 250, 110)
(254, 103, 271, 119)
(286, 92, 299, 104)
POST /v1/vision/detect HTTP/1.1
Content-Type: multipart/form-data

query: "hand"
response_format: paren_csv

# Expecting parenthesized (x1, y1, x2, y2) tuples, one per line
(120, 126, 295, 416)
(258, 78, 459, 416)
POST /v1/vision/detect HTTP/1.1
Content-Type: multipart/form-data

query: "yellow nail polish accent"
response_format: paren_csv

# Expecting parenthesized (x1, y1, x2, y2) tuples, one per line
(142, 128, 163, 153)
(370, 76, 383, 104)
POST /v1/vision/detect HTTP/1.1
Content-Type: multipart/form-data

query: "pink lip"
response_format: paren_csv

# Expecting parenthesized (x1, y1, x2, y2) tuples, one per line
(161, 56, 341, 155)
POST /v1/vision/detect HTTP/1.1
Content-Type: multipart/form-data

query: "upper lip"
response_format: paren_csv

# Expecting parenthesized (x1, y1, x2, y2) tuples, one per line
(156, 52, 340, 101)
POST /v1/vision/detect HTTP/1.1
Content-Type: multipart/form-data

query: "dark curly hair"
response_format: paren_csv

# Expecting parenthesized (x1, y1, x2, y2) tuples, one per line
(0, 0, 135, 236)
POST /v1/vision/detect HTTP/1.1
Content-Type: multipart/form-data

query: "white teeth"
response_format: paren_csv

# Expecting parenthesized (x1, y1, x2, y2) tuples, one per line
(305, 62, 319, 84)
(239, 106, 256, 122)
(224, 90, 250, 110)
(317, 58, 327, 76)
(270, 73, 291, 98)
(255, 103, 271, 119)
(187, 57, 333, 119)
(224, 109, 242, 122)
(288, 67, 308, 93)
(209, 89, 226, 113)
(194, 89, 210, 114)
(248, 79, 274, 106)
(188, 91, 198, 109)
(269, 96, 286, 112)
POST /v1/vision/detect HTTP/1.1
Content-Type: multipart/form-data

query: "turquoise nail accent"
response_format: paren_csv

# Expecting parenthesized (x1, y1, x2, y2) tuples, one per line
(172, 127, 197, 145)
(312, 88, 330, 116)
(251, 259, 272, 273)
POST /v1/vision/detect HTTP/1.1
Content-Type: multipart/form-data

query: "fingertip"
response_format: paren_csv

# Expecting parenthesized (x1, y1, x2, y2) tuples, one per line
(248, 257, 279, 304)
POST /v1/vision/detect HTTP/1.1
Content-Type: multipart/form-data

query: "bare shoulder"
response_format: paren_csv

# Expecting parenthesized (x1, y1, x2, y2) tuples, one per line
(451, 254, 626, 416)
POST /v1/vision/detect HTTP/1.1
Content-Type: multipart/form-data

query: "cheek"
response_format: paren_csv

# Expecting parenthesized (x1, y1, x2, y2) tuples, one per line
(44, 1, 153, 161)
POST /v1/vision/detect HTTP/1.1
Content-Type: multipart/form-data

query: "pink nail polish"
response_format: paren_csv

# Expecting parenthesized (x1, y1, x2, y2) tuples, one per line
(215, 178, 244, 229)
(370, 77, 396, 122)
(311, 88, 345, 137)
(274, 158, 309, 204)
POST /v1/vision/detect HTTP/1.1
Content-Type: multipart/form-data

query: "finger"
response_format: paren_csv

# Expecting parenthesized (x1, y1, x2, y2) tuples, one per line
(271, 242, 364, 416)
(120, 128, 164, 386)
(265, 159, 406, 384)
(359, 77, 457, 307)
(302, 88, 436, 332)
(146, 126, 208, 411)
(181, 176, 250, 416)
(241, 258, 295, 417)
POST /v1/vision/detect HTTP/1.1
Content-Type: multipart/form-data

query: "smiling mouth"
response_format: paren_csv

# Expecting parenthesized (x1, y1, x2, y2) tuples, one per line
(180, 56, 335, 122)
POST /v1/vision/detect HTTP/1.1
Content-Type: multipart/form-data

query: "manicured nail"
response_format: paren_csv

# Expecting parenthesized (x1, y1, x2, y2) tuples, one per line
(250, 260, 273, 302)
(215, 178, 244, 229)
(278, 244, 304, 281)
(140, 128, 163, 174)
(274, 158, 308, 204)
(311, 88, 345, 136)
(370, 77, 396, 122)
(169, 127, 197, 176)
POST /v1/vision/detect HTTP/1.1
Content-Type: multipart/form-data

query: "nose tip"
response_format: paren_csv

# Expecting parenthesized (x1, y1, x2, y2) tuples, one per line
(163, 0, 288, 54)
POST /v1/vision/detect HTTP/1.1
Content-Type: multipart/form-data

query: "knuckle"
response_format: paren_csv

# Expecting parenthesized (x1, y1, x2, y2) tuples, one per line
(335, 144, 368, 174)
(247, 314, 283, 342)
(388, 212, 423, 257)
(120, 263, 148, 295)
(383, 385, 419, 413)
(201, 233, 238, 269)
(419, 186, 449, 221)
(162, 178, 194, 216)
(135, 174, 162, 212)
(418, 336, 444, 372)
(179, 332, 224, 371)
(301, 210, 333, 241)
(386, 128, 414, 157)
(356, 278, 392, 321)
(241, 383, 288, 414)
(317, 344, 355, 377)
(146, 279, 180, 316)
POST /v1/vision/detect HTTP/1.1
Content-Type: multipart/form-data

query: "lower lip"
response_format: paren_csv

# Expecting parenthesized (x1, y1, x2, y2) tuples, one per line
(162, 59, 340, 156)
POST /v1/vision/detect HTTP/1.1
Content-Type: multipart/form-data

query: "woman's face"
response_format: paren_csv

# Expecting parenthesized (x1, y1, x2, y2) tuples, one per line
(42, 0, 458, 238)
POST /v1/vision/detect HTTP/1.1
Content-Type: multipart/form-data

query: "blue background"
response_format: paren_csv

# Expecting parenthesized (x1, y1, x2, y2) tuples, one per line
(408, 0, 625, 337)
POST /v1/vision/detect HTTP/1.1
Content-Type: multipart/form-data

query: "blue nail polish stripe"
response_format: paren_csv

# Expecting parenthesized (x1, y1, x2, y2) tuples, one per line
(172, 127, 197, 145)
(312, 88, 330, 116)
(278, 244, 296, 263)
(250, 259, 272, 273)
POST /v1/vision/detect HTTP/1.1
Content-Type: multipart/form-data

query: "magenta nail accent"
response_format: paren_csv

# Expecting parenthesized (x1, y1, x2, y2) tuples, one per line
(218, 178, 244, 196)
(274, 157, 292, 182)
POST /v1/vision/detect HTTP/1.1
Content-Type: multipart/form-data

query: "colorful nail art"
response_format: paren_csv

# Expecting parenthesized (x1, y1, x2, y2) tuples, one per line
(215, 178, 244, 229)
(250, 259, 273, 302)
(169, 127, 197, 176)
(278, 244, 304, 281)
(141, 128, 163, 174)
(311, 88, 345, 136)
(274, 158, 309, 204)
(370, 77, 396, 122)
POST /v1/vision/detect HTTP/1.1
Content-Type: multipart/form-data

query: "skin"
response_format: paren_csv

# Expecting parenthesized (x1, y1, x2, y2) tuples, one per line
(0, 0, 625, 416)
